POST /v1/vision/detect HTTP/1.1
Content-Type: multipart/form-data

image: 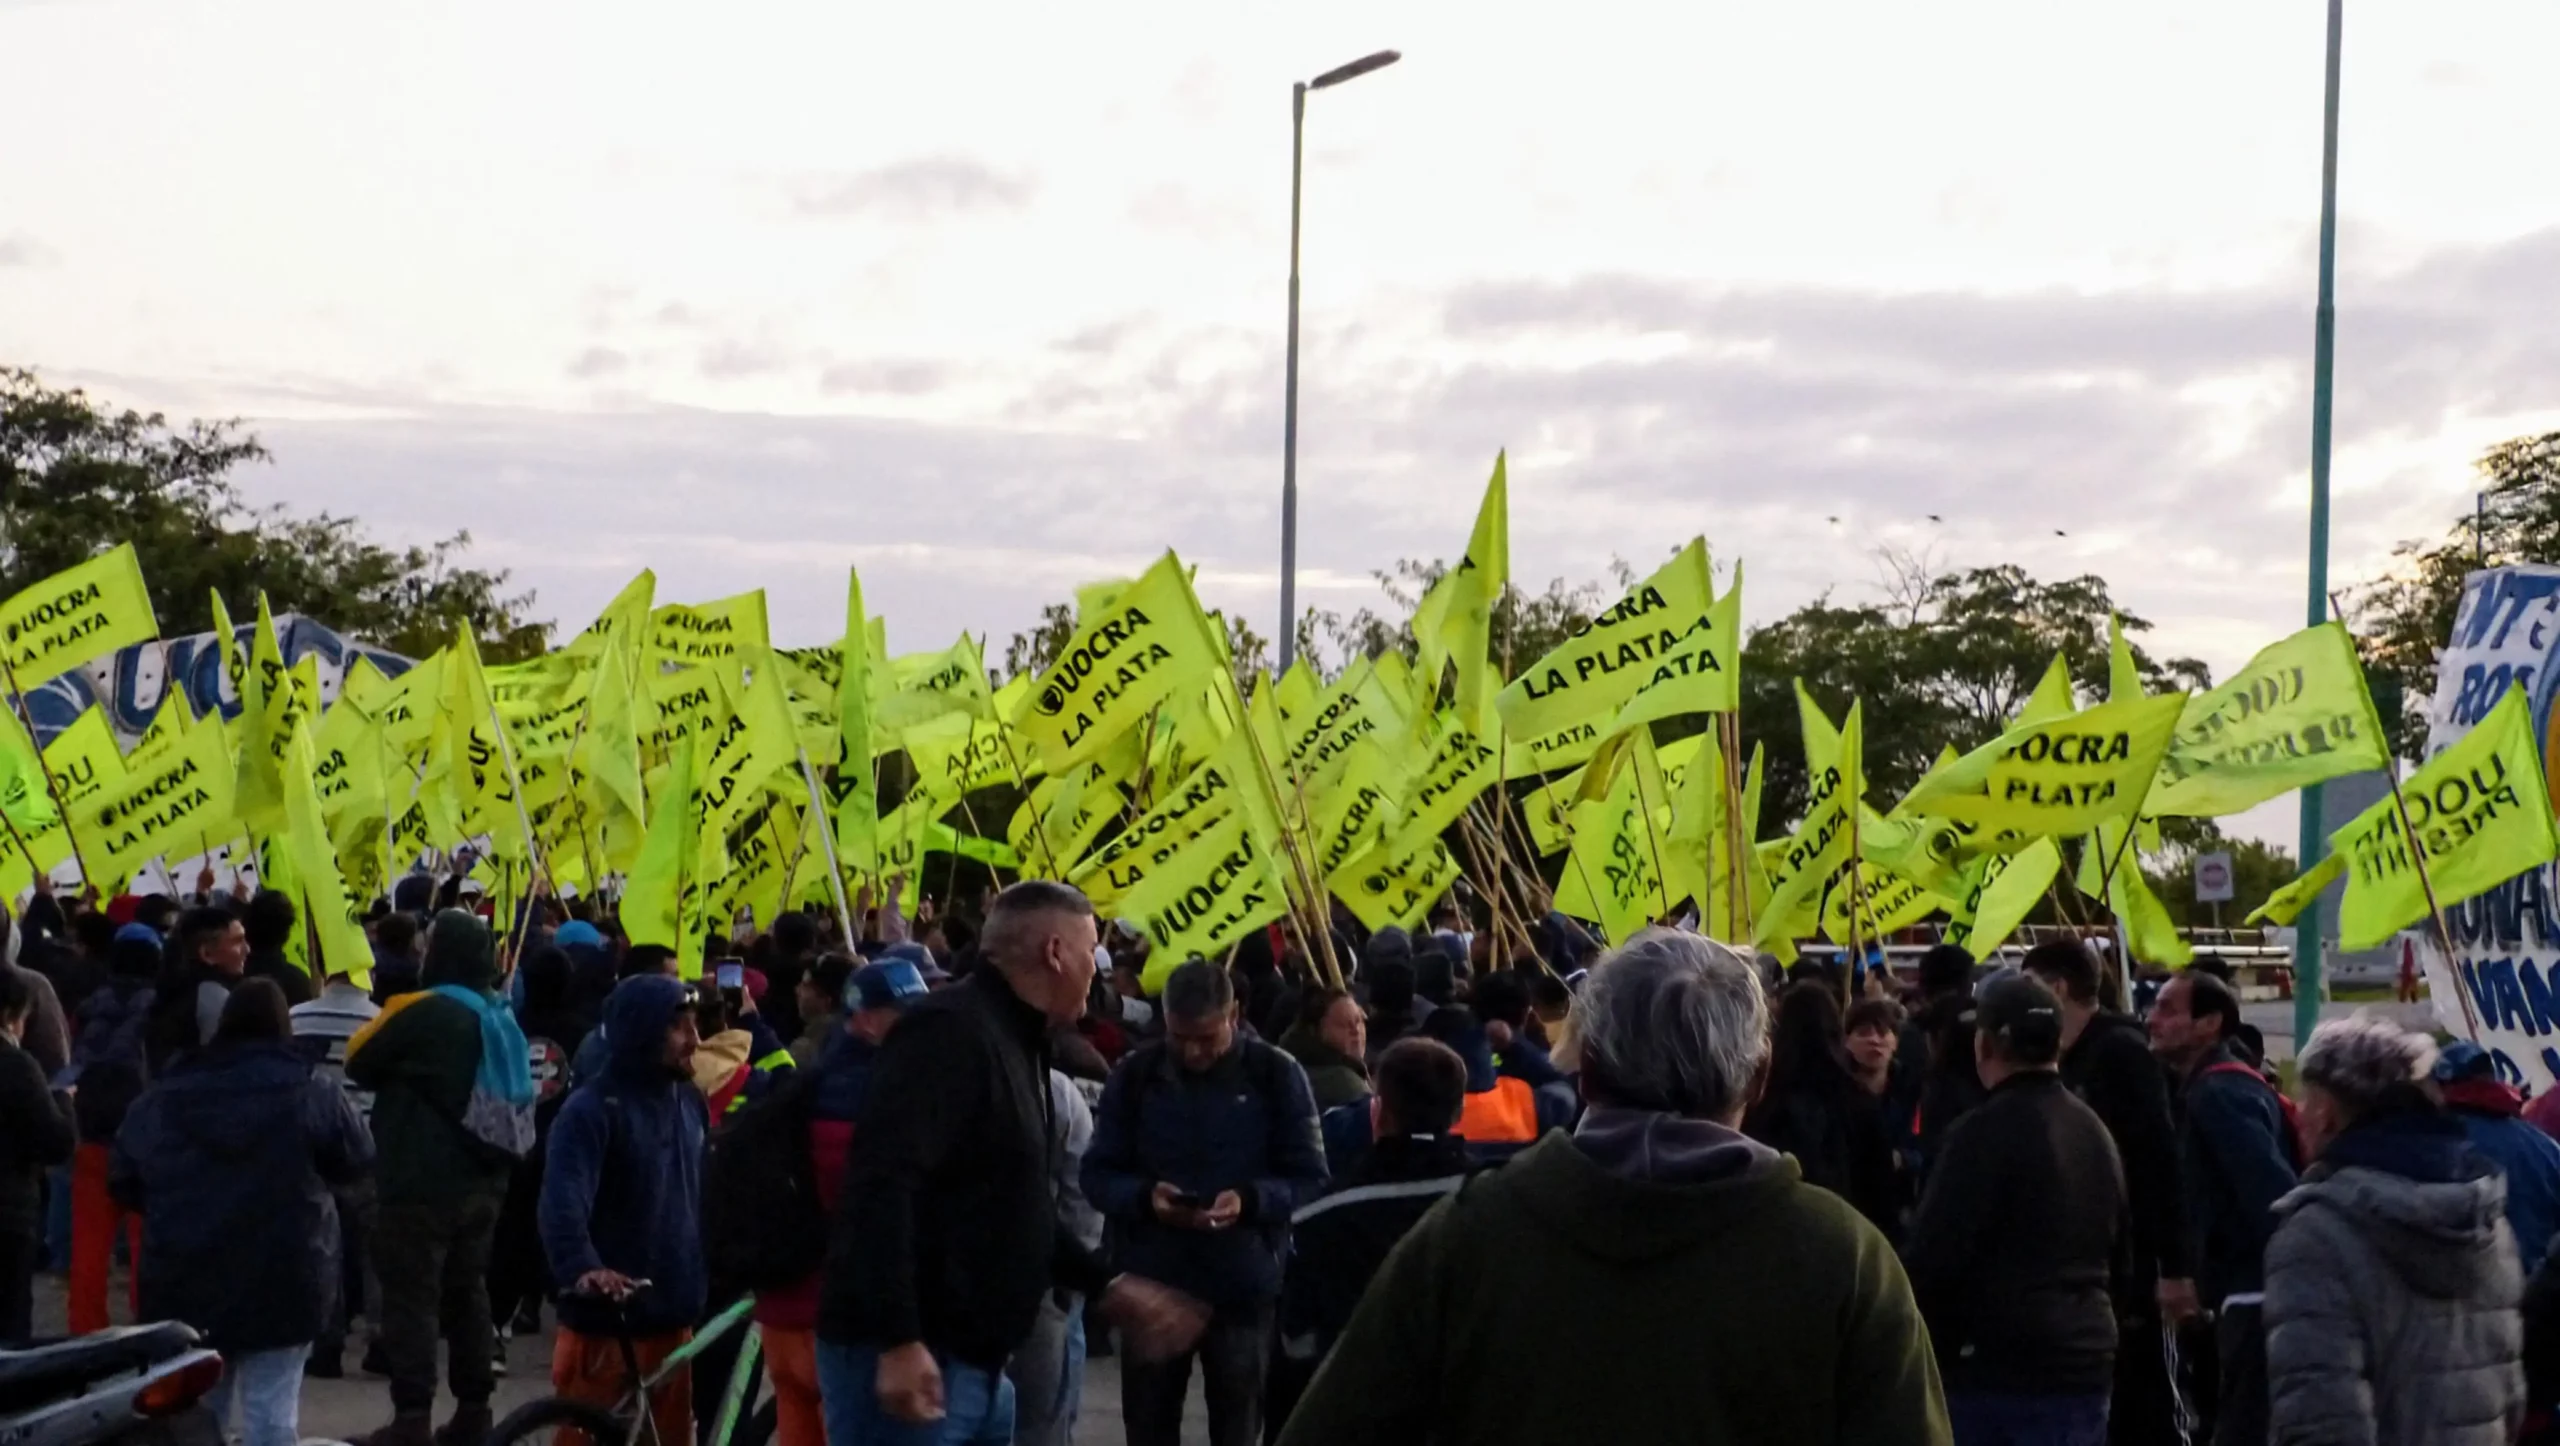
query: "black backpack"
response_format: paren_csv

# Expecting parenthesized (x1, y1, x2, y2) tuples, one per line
(700, 1068, 830, 1292)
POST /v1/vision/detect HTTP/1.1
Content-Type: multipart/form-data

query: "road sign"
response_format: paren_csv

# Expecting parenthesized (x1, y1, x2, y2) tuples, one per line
(2195, 851, 2235, 904)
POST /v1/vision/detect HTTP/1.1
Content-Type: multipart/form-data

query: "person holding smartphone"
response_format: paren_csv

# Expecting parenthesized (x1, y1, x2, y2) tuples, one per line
(1083, 960, 1330, 1446)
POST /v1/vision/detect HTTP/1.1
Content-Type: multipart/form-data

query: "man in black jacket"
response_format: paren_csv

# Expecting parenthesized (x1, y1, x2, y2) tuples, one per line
(1265, 1037, 1478, 1442)
(2024, 941, 2196, 1446)
(819, 881, 1202, 1443)
(1903, 973, 2126, 1446)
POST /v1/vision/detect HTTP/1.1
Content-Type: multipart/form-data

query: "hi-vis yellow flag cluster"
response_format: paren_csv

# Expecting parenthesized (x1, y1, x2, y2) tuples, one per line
(1496, 539, 1738, 741)
(2327, 684, 2560, 952)
(0, 543, 156, 685)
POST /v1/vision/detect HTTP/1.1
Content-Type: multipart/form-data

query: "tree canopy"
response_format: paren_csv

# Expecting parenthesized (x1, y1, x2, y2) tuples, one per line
(2350, 429, 2560, 762)
(0, 367, 549, 661)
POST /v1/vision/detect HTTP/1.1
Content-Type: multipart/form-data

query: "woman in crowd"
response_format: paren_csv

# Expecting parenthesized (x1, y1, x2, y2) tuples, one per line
(1278, 987, 1373, 1111)
(1743, 981, 1899, 1233)
(2267, 1012, 2524, 1446)
(112, 980, 374, 1446)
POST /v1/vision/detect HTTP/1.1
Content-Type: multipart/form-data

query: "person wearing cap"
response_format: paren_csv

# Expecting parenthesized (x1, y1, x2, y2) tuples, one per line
(753, 956, 928, 1446)
(2434, 1040, 2560, 1277)
(2020, 940, 2194, 1445)
(2268, 1013, 2524, 1446)
(1901, 974, 2125, 1446)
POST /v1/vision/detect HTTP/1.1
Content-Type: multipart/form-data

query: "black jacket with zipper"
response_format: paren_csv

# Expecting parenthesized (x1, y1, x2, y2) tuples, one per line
(2059, 1010, 2191, 1286)
(1902, 1069, 2127, 1394)
(820, 965, 1113, 1368)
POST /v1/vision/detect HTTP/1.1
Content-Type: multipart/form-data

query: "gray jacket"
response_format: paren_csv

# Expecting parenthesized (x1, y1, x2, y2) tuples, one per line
(2265, 1151, 2524, 1446)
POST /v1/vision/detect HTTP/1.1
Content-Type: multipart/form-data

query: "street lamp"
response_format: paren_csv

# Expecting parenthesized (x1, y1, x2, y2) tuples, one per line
(2294, 0, 2344, 1051)
(1279, 47, 1401, 676)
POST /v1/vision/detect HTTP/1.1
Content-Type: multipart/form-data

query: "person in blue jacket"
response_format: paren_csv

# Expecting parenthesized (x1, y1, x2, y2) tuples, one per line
(112, 978, 374, 1446)
(1083, 959, 1328, 1446)
(539, 975, 708, 1446)
(2435, 1041, 2560, 1275)
(2151, 970, 2301, 1446)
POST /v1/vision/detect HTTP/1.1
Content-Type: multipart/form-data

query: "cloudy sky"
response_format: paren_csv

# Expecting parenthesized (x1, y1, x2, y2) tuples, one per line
(6, 0, 2559, 702)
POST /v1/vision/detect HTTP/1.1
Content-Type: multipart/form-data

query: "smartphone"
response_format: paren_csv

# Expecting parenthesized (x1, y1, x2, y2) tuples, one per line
(714, 960, 745, 1012)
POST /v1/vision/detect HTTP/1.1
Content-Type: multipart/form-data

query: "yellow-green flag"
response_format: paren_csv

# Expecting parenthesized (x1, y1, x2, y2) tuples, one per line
(2329, 683, 2559, 952)
(1757, 691, 1863, 950)
(1497, 538, 1726, 740)
(623, 728, 702, 955)
(1122, 806, 1293, 988)
(1946, 837, 2064, 958)
(1384, 714, 1500, 857)
(1900, 691, 2185, 841)
(694, 659, 798, 846)
(283, 724, 374, 987)
(2248, 853, 2345, 928)
(1555, 734, 1671, 946)
(233, 594, 299, 833)
(24, 708, 127, 875)
(649, 588, 770, 669)
(1330, 830, 1462, 936)
(876, 633, 996, 736)
(82, 714, 236, 883)
(1411, 453, 1509, 721)
(1011, 552, 1224, 773)
(126, 687, 195, 770)
(573, 628, 647, 830)
(0, 543, 157, 685)
(446, 626, 530, 856)
(2148, 621, 2390, 818)
(563, 570, 656, 657)
(835, 568, 880, 876)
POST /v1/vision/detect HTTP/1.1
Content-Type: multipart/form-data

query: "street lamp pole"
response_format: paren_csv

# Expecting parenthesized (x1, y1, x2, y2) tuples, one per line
(1279, 49, 1400, 676)
(2294, 0, 2344, 1051)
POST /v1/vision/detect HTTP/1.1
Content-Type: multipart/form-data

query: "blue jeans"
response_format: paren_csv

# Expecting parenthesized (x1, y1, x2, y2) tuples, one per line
(42, 1165, 71, 1269)
(816, 1340, 1016, 1446)
(1947, 1392, 2110, 1446)
(218, 1344, 308, 1446)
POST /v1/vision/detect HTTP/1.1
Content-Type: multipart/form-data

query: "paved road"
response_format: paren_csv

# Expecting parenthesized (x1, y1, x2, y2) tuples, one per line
(2242, 995, 2439, 1062)
(31, 1276, 1193, 1445)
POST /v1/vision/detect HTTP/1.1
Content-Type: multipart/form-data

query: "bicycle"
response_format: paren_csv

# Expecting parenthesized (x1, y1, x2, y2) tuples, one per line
(485, 1283, 775, 1446)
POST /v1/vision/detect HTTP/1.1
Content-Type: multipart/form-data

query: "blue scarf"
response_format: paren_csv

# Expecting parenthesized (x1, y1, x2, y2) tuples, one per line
(431, 984, 537, 1107)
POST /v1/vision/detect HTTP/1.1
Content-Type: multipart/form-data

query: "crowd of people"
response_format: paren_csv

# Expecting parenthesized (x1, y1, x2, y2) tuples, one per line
(6, 866, 2560, 1446)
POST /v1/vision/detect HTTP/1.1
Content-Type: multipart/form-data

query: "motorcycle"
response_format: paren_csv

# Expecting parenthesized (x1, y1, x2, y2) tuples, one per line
(0, 1322, 225, 1446)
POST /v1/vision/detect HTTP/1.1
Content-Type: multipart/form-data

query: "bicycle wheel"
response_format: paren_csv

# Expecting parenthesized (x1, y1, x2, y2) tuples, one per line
(485, 1396, 634, 1446)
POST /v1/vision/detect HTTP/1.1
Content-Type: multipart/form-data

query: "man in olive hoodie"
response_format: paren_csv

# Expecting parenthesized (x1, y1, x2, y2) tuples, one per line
(346, 911, 522, 1446)
(1277, 930, 1949, 1446)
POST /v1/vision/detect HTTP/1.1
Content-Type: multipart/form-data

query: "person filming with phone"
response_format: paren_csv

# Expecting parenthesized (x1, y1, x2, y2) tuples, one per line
(1084, 958, 1331, 1446)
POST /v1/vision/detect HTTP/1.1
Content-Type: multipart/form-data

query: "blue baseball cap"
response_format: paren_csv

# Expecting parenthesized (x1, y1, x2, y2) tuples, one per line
(849, 959, 929, 1013)
(114, 922, 164, 948)
(2433, 1040, 2495, 1083)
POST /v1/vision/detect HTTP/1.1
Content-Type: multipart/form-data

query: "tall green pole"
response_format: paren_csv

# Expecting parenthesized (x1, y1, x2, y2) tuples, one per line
(2293, 0, 2344, 1052)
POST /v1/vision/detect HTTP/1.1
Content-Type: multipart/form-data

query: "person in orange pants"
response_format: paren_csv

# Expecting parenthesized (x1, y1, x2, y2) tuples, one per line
(68, 1138, 141, 1332)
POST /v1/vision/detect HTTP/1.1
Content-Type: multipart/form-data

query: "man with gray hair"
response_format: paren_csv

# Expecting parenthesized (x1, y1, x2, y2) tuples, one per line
(1276, 930, 1949, 1446)
(1085, 958, 1329, 1446)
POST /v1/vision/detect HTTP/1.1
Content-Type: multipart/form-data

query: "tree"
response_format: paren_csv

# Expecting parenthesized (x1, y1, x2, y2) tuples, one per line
(2137, 827, 2297, 932)
(2349, 430, 2560, 761)
(0, 367, 548, 660)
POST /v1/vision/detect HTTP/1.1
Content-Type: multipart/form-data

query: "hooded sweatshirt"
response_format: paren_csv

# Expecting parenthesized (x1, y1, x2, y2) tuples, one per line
(1271, 1116, 1948, 1446)
(108, 1038, 372, 1350)
(2265, 1109, 2525, 1446)
(345, 910, 514, 1210)
(539, 975, 708, 1338)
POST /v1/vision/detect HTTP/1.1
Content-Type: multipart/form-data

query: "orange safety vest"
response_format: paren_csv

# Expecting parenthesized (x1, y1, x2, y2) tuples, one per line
(1455, 1075, 1541, 1143)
